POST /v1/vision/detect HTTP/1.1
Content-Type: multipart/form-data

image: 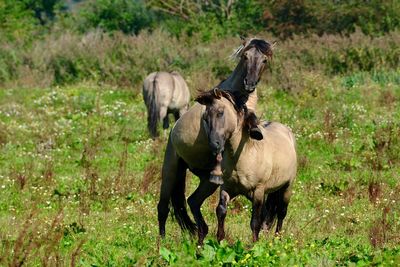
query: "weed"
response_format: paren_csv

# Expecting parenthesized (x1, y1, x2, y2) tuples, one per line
(141, 161, 160, 195)
(368, 182, 381, 204)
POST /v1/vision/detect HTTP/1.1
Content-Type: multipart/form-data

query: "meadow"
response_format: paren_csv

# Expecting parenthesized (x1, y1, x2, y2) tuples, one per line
(1, 30, 400, 265)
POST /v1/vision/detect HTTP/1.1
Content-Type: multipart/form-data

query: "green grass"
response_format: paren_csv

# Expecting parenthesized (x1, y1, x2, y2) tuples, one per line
(0, 71, 399, 266)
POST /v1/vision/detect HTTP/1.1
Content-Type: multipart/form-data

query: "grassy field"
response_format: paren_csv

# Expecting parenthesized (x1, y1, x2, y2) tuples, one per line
(0, 69, 400, 265)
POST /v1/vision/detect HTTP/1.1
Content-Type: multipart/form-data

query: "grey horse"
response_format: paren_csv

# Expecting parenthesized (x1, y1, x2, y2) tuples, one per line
(142, 71, 190, 139)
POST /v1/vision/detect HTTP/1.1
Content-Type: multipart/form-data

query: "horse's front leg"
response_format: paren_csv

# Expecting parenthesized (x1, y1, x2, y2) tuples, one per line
(250, 189, 265, 242)
(216, 189, 230, 241)
(188, 178, 219, 245)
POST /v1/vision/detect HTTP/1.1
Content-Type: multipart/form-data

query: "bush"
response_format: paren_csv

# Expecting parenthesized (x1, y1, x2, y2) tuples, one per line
(262, 0, 400, 38)
(149, 0, 264, 41)
(0, 0, 38, 42)
(0, 28, 399, 90)
(75, 0, 155, 34)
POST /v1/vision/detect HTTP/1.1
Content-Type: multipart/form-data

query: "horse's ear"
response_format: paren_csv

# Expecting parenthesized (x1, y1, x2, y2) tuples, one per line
(240, 35, 248, 46)
(213, 88, 222, 99)
(271, 40, 278, 49)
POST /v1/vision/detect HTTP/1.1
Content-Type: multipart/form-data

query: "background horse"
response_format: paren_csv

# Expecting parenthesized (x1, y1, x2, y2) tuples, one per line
(157, 38, 274, 244)
(142, 71, 190, 139)
(196, 89, 297, 242)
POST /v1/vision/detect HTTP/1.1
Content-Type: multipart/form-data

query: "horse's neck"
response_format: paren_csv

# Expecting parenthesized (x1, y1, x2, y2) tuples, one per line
(225, 117, 248, 161)
(218, 61, 246, 100)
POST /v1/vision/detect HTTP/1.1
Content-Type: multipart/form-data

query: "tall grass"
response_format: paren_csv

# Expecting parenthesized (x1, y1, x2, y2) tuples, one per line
(0, 29, 399, 92)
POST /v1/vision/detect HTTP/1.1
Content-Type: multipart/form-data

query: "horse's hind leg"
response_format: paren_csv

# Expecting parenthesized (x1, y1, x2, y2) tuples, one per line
(275, 183, 292, 234)
(262, 192, 278, 232)
(250, 188, 265, 242)
(157, 170, 172, 237)
(187, 178, 219, 245)
(173, 110, 180, 122)
(157, 140, 195, 237)
(161, 107, 169, 139)
(160, 106, 169, 130)
(157, 160, 176, 237)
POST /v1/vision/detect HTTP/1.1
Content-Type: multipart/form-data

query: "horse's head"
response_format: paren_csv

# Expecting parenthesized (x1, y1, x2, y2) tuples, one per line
(196, 89, 240, 155)
(234, 38, 274, 93)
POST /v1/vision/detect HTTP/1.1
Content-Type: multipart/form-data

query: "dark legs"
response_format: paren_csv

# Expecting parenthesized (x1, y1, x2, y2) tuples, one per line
(216, 190, 232, 241)
(157, 201, 169, 237)
(162, 110, 181, 138)
(158, 141, 196, 237)
(276, 185, 291, 233)
(187, 178, 219, 245)
(250, 194, 265, 242)
(162, 116, 169, 130)
(157, 155, 176, 237)
(173, 111, 180, 122)
(262, 192, 277, 232)
(262, 183, 292, 234)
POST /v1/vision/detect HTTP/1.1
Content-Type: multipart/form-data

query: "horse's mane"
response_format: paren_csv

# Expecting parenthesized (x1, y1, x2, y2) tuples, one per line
(195, 88, 241, 112)
(231, 38, 274, 60)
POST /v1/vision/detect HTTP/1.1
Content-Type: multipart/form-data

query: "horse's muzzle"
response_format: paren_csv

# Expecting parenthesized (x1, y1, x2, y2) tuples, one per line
(209, 140, 224, 155)
(244, 80, 258, 92)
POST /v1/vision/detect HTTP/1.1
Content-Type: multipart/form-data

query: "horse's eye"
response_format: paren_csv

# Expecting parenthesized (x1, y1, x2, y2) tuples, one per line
(217, 111, 224, 118)
(262, 59, 267, 63)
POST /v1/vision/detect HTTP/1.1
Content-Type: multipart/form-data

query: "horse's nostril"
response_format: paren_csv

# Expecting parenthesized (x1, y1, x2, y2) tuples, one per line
(244, 78, 248, 85)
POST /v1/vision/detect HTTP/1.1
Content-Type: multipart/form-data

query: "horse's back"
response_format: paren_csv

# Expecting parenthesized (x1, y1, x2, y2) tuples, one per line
(262, 121, 296, 149)
(171, 103, 215, 171)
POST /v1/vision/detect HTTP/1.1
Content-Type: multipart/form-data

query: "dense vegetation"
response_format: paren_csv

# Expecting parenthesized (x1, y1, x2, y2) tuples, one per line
(0, 0, 399, 266)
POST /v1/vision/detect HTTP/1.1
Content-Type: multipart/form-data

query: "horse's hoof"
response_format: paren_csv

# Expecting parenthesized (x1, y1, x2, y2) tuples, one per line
(210, 175, 224, 185)
(250, 128, 263, 140)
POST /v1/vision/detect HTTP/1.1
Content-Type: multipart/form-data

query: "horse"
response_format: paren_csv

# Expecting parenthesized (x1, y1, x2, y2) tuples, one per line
(142, 71, 190, 139)
(157, 38, 274, 244)
(195, 89, 297, 242)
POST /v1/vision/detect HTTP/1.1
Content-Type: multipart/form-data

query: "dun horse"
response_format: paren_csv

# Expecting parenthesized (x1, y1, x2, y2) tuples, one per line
(142, 71, 190, 139)
(196, 89, 297, 242)
(157, 39, 274, 244)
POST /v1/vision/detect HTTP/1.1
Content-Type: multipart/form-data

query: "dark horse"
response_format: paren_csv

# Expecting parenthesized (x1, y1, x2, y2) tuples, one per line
(157, 38, 274, 244)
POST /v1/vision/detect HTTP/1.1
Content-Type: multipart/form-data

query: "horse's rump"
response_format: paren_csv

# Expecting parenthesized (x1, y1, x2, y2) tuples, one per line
(143, 71, 190, 138)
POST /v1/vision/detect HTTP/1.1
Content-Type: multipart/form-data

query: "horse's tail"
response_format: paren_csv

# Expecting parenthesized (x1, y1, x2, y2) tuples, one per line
(158, 139, 196, 236)
(146, 73, 160, 138)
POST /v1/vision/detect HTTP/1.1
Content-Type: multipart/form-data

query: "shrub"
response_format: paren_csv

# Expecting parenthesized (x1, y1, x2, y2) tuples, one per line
(0, 28, 399, 90)
(75, 0, 155, 34)
(262, 0, 400, 38)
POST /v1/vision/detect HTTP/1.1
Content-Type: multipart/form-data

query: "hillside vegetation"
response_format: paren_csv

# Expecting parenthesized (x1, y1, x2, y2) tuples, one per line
(0, 0, 399, 266)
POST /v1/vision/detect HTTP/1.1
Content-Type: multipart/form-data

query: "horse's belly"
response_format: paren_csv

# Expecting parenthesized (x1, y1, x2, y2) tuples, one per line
(222, 168, 262, 195)
(177, 146, 215, 170)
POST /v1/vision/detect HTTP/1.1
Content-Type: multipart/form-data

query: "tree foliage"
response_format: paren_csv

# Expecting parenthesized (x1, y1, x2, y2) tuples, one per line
(0, 0, 399, 42)
(262, 0, 400, 38)
(0, 0, 65, 41)
(76, 0, 155, 34)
